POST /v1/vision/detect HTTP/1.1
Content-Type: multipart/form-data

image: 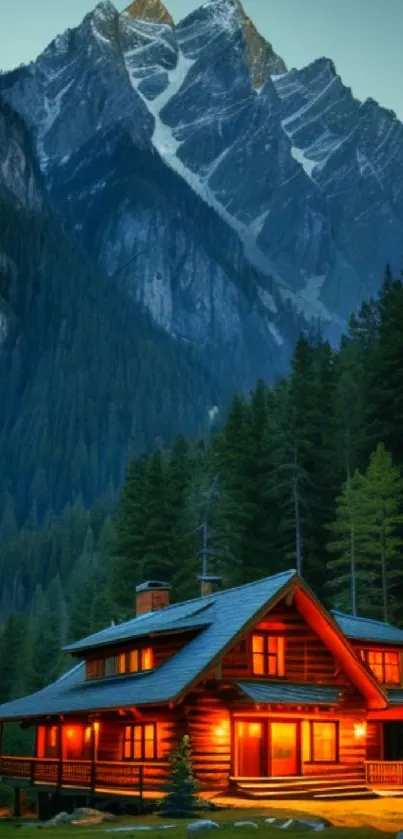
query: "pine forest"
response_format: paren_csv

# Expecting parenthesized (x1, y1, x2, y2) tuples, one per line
(1, 266, 403, 717)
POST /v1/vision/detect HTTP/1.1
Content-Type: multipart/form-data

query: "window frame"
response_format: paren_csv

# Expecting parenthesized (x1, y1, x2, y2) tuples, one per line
(251, 632, 285, 677)
(85, 647, 154, 680)
(122, 723, 157, 761)
(307, 720, 339, 764)
(360, 648, 401, 685)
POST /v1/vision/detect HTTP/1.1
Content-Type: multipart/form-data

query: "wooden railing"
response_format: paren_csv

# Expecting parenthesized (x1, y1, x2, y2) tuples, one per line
(0, 756, 168, 794)
(365, 761, 403, 786)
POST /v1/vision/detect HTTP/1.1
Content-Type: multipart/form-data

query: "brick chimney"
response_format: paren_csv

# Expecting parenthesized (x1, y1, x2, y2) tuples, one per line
(135, 581, 171, 616)
(198, 575, 222, 597)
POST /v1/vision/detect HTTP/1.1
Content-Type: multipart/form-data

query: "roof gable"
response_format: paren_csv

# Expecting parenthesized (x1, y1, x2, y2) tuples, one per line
(294, 586, 386, 710)
(0, 570, 389, 720)
(0, 571, 296, 720)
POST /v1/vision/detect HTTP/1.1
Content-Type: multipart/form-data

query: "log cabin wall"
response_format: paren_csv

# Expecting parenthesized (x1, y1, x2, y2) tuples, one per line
(97, 709, 178, 762)
(184, 692, 231, 790)
(221, 599, 363, 696)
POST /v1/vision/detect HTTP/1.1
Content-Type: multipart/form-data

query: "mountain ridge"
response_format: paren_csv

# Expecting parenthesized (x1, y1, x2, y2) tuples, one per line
(0, 0, 402, 532)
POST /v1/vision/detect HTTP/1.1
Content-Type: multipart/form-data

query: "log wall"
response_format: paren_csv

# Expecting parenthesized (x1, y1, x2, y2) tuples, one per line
(221, 599, 362, 700)
(185, 692, 231, 790)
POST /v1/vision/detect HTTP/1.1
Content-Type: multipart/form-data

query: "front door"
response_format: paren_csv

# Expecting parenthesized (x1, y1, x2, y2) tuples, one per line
(235, 720, 263, 777)
(270, 722, 299, 776)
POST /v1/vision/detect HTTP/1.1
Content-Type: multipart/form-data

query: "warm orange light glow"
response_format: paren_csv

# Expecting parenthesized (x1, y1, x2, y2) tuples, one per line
(84, 726, 91, 743)
(214, 719, 230, 740)
(93, 721, 100, 734)
(142, 648, 154, 671)
(66, 728, 74, 739)
(249, 723, 261, 737)
(354, 722, 367, 739)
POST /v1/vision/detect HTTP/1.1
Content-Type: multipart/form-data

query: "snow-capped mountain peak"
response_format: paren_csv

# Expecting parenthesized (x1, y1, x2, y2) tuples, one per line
(1, 0, 402, 353)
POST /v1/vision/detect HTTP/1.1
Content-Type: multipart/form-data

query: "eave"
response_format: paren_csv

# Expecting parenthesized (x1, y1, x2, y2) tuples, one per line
(173, 574, 297, 704)
(294, 585, 387, 711)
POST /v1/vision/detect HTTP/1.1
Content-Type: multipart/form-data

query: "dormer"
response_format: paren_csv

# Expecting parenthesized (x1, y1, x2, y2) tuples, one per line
(63, 581, 214, 683)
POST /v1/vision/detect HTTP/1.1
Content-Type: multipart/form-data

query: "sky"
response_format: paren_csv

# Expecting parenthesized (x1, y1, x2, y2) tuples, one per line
(1, 0, 402, 121)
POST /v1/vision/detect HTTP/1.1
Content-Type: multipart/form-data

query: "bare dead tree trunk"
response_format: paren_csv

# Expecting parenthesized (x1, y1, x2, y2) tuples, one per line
(351, 524, 357, 616)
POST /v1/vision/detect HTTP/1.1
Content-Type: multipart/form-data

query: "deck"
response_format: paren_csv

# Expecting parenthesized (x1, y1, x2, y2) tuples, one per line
(0, 756, 168, 796)
(3, 756, 403, 801)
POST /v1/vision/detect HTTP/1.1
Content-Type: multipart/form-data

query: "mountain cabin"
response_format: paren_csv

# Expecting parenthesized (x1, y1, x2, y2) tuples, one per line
(2, 570, 403, 817)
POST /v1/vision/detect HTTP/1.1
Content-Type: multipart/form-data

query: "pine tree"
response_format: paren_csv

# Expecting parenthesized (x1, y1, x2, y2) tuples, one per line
(360, 443, 403, 622)
(326, 470, 371, 615)
(0, 616, 28, 702)
(159, 734, 199, 818)
(326, 444, 403, 621)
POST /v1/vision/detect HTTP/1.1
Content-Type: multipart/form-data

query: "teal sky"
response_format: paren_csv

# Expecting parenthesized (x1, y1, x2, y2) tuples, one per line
(1, 0, 402, 121)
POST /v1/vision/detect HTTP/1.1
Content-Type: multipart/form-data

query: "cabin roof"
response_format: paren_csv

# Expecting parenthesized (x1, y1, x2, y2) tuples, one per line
(235, 680, 340, 706)
(64, 608, 214, 654)
(0, 571, 297, 721)
(387, 689, 403, 705)
(331, 610, 403, 645)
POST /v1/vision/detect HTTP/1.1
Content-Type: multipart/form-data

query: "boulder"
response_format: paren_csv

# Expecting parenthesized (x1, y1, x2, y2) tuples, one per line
(187, 821, 220, 833)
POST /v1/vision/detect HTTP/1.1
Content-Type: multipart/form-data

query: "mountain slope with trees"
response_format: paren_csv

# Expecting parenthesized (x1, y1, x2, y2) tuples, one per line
(2, 267, 403, 710)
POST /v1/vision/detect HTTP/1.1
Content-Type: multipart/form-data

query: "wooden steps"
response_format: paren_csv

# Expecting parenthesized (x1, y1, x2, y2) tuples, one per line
(230, 768, 378, 800)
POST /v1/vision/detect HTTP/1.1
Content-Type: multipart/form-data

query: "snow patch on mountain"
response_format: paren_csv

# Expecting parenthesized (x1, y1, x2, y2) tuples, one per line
(290, 145, 317, 178)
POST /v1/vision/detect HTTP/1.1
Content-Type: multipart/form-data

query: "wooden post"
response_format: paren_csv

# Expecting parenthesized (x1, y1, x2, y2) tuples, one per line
(57, 721, 63, 791)
(138, 763, 143, 813)
(90, 722, 96, 804)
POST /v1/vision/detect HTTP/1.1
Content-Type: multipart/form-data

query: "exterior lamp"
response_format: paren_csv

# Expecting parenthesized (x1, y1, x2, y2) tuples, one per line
(354, 722, 367, 739)
(214, 720, 229, 740)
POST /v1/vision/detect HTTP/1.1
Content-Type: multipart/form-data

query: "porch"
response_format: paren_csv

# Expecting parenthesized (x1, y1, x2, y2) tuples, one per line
(0, 754, 167, 797)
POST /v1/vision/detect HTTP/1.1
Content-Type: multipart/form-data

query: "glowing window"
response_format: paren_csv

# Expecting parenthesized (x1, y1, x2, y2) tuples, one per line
(116, 653, 127, 674)
(123, 724, 157, 761)
(252, 634, 285, 677)
(141, 648, 154, 671)
(362, 649, 400, 684)
(311, 722, 337, 762)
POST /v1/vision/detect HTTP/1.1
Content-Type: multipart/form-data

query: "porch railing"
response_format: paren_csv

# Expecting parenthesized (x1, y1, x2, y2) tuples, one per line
(365, 760, 403, 786)
(0, 755, 168, 793)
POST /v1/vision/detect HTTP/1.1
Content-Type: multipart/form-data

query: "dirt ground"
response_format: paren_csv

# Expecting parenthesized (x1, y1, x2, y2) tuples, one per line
(213, 793, 403, 833)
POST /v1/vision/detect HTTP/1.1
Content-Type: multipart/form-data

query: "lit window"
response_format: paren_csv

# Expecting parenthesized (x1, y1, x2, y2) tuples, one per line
(252, 634, 285, 677)
(116, 653, 127, 674)
(311, 722, 337, 762)
(362, 649, 400, 684)
(141, 648, 154, 671)
(85, 648, 154, 680)
(123, 724, 157, 760)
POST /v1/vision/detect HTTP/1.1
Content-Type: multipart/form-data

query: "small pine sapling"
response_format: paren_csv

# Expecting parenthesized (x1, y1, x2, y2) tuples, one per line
(159, 734, 199, 818)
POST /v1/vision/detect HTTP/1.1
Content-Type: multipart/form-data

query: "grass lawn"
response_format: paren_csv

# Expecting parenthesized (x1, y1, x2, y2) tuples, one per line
(0, 806, 401, 839)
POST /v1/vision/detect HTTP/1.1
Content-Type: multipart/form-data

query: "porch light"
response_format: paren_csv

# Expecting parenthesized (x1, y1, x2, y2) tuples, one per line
(354, 722, 367, 739)
(214, 720, 229, 740)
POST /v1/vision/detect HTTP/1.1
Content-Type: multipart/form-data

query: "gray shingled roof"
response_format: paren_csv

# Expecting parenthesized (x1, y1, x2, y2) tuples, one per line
(0, 571, 296, 721)
(236, 680, 340, 705)
(64, 606, 214, 654)
(331, 610, 403, 644)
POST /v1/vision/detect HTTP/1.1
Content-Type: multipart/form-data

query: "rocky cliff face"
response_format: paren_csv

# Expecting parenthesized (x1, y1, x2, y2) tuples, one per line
(1, 0, 402, 368)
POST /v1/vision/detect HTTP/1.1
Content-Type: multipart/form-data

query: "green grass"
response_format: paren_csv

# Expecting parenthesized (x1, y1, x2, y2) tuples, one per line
(0, 811, 397, 839)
